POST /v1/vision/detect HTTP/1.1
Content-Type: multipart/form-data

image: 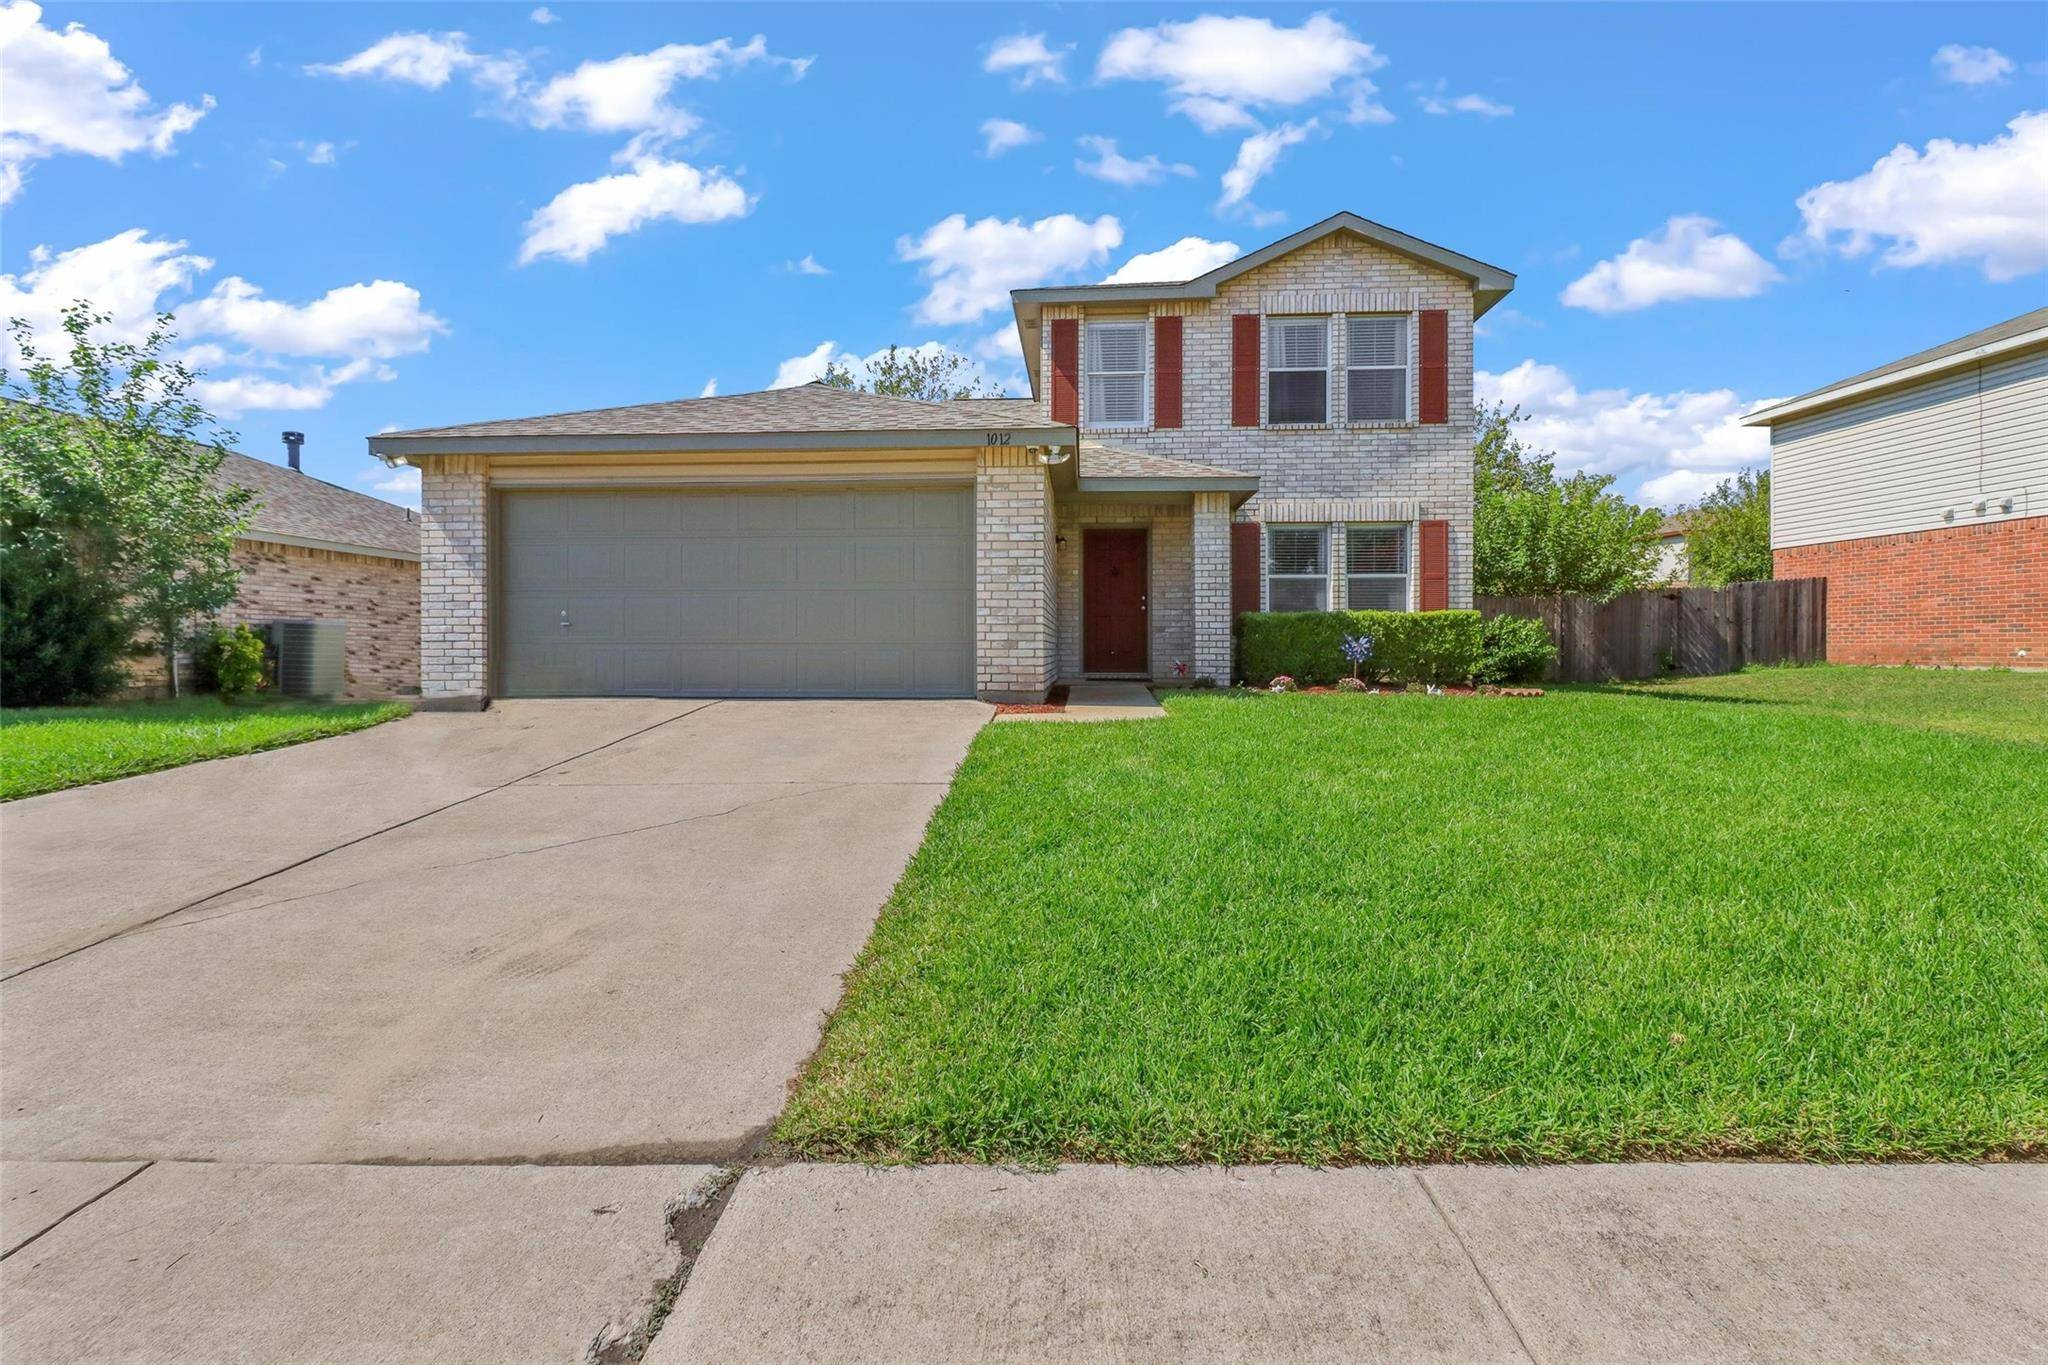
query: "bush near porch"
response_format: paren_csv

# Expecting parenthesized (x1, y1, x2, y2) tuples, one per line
(780, 665, 2048, 1165)
(1238, 609, 1485, 686)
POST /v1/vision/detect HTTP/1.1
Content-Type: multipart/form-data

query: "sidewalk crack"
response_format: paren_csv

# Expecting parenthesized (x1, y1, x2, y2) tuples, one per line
(1414, 1170, 1542, 1365)
(0, 1161, 154, 1262)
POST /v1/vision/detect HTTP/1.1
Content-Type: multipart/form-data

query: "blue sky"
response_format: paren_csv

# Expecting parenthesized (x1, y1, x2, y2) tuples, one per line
(3, 3, 2043, 508)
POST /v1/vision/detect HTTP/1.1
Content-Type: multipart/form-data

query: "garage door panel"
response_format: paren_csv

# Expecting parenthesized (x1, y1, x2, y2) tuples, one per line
(499, 488, 972, 698)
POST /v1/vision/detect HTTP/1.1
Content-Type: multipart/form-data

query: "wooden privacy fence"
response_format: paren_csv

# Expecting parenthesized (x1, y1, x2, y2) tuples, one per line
(1476, 578, 1827, 682)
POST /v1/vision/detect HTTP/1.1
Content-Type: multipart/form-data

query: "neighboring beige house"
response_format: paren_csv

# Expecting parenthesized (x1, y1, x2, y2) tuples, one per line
(1744, 307, 2045, 668)
(374, 212, 1514, 706)
(1651, 515, 1690, 584)
(129, 447, 422, 698)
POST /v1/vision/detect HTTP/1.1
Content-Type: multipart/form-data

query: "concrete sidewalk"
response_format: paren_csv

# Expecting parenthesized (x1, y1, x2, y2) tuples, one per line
(652, 1162, 2048, 1364)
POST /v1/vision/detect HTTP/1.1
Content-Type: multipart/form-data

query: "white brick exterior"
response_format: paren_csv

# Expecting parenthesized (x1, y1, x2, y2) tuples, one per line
(976, 447, 1056, 700)
(1043, 232, 1478, 613)
(419, 457, 489, 705)
(1190, 491, 1233, 684)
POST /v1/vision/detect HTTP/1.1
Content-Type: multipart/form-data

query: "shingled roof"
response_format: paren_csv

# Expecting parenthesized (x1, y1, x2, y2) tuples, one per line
(369, 383, 1071, 455)
(221, 450, 419, 561)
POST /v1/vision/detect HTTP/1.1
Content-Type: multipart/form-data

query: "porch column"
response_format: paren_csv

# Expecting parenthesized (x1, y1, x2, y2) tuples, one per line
(418, 455, 491, 710)
(975, 446, 1056, 702)
(1191, 491, 1234, 685)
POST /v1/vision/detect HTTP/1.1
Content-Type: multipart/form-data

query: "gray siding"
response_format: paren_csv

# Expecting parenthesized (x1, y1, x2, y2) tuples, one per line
(1770, 342, 2047, 549)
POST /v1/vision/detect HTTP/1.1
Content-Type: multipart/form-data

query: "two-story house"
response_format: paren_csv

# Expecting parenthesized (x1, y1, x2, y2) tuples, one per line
(374, 212, 1514, 706)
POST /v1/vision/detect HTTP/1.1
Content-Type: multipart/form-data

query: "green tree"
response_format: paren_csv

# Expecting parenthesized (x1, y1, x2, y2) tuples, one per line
(1472, 403, 1662, 600)
(1683, 468, 1773, 586)
(2, 304, 253, 697)
(821, 345, 1005, 401)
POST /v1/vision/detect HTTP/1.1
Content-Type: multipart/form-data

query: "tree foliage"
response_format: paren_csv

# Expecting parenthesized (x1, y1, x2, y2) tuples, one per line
(2, 304, 253, 697)
(820, 345, 1004, 401)
(1683, 468, 1773, 587)
(1472, 402, 1662, 601)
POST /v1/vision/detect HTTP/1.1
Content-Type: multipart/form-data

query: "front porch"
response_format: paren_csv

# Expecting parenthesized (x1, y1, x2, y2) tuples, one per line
(973, 441, 1255, 702)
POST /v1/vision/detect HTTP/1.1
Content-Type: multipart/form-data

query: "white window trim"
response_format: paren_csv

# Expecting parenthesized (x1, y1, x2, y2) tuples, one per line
(1084, 318, 1149, 430)
(1343, 313, 1414, 428)
(1264, 523, 1330, 612)
(1264, 315, 1330, 429)
(1344, 522, 1412, 612)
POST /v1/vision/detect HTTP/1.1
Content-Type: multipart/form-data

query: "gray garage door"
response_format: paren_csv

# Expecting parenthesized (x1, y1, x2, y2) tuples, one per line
(498, 487, 973, 698)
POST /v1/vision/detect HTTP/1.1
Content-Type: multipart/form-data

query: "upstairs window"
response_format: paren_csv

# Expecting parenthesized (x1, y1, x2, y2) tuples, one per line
(1266, 317, 1328, 425)
(1085, 321, 1146, 427)
(1346, 316, 1408, 423)
(1266, 526, 1328, 611)
(1346, 525, 1409, 611)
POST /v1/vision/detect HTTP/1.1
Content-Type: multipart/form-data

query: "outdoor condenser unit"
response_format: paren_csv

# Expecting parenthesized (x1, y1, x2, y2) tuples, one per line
(268, 619, 347, 701)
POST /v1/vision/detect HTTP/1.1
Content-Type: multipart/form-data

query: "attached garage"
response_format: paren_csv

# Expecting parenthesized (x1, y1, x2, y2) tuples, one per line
(497, 486, 973, 698)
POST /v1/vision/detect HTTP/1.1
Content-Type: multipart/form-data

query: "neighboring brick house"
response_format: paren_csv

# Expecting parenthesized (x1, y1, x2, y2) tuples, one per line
(375, 213, 1513, 706)
(1744, 308, 2046, 669)
(128, 448, 422, 698)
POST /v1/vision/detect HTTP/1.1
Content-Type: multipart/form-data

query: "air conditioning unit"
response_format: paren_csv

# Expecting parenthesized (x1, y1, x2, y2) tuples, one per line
(268, 619, 347, 701)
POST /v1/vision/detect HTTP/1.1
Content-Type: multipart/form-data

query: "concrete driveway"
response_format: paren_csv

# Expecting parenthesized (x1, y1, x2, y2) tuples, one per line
(0, 698, 986, 1359)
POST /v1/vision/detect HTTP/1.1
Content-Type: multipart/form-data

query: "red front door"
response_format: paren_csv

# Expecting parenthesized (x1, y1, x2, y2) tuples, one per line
(1082, 529, 1149, 674)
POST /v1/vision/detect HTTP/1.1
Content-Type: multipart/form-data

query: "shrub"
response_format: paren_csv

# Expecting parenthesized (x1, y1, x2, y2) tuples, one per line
(0, 536, 134, 706)
(1475, 614, 1556, 685)
(1238, 610, 1484, 687)
(199, 623, 268, 699)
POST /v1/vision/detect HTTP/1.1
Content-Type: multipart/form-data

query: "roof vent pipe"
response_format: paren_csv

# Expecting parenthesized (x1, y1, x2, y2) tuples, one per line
(282, 431, 305, 471)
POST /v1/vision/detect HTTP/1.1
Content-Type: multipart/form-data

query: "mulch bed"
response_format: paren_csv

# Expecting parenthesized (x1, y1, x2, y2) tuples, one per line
(993, 685, 1070, 716)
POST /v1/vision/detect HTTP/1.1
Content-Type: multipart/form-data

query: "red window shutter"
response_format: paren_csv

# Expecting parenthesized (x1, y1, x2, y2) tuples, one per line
(1230, 313, 1260, 427)
(1231, 521, 1262, 618)
(1418, 519, 1450, 610)
(1153, 315, 1183, 429)
(1050, 318, 1079, 425)
(1418, 309, 1449, 425)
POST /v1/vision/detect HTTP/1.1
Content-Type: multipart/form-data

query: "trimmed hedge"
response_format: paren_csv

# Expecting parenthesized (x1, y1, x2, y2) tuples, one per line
(1238, 610, 1485, 686)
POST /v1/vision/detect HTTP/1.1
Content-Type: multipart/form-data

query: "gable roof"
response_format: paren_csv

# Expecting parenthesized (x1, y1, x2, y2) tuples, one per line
(1009, 211, 1517, 395)
(221, 449, 420, 561)
(368, 382, 1071, 457)
(1744, 306, 2048, 427)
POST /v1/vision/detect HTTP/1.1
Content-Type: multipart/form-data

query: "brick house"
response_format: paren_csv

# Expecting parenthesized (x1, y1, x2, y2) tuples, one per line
(374, 212, 1513, 706)
(1744, 307, 2046, 669)
(129, 448, 422, 698)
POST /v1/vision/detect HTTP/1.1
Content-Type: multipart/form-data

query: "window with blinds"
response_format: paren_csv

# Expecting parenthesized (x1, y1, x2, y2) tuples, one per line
(1345, 524, 1408, 611)
(1346, 315, 1408, 423)
(1084, 321, 1146, 427)
(1265, 525, 1328, 611)
(1266, 317, 1328, 425)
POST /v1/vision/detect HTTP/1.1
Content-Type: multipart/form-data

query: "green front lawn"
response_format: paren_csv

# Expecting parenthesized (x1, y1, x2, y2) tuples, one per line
(0, 696, 410, 800)
(781, 667, 2048, 1164)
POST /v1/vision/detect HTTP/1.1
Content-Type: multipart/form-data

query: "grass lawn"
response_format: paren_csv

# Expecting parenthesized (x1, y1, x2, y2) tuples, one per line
(0, 696, 410, 800)
(780, 666, 2048, 1165)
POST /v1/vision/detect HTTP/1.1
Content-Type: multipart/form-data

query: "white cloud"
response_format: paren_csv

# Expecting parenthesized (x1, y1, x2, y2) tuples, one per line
(1477, 358, 1776, 506)
(979, 116, 1039, 157)
(898, 213, 1123, 325)
(984, 32, 1068, 87)
(300, 140, 338, 165)
(770, 339, 846, 389)
(524, 36, 807, 141)
(1074, 135, 1193, 187)
(519, 156, 752, 264)
(1417, 85, 1514, 118)
(0, 0, 213, 204)
(1791, 111, 2048, 281)
(0, 228, 443, 415)
(1932, 44, 2013, 86)
(1561, 216, 1783, 313)
(529, 6, 559, 25)
(973, 324, 1024, 370)
(1218, 121, 1314, 215)
(357, 463, 422, 507)
(308, 30, 520, 95)
(699, 378, 718, 397)
(771, 339, 1013, 396)
(1339, 80, 1395, 126)
(1102, 236, 1241, 284)
(786, 253, 829, 276)
(1637, 469, 1731, 507)
(1098, 14, 1382, 131)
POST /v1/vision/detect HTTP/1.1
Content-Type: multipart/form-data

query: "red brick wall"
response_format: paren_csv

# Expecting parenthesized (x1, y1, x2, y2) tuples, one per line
(1773, 516, 2045, 668)
(127, 540, 420, 698)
